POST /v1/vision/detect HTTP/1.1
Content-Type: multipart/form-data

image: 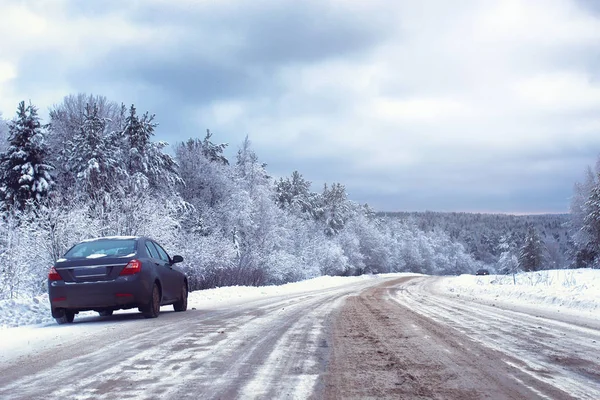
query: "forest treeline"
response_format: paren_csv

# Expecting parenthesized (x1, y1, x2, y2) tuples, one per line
(0, 94, 596, 300)
(382, 212, 571, 270)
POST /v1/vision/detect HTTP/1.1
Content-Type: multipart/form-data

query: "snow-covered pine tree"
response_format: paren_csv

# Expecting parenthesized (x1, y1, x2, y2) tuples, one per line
(322, 183, 350, 236)
(274, 170, 311, 211)
(66, 102, 126, 202)
(48, 94, 125, 196)
(0, 101, 54, 211)
(236, 136, 269, 194)
(497, 234, 519, 274)
(570, 166, 599, 267)
(0, 113, 8, 153)
(176, 133, 231, 209)
(202, 129, 229, 165)
(518, 224, 545, 272)
(581, 181, 600, 267)
(122, 104, 153, 190)
(121, 104, 182, 191)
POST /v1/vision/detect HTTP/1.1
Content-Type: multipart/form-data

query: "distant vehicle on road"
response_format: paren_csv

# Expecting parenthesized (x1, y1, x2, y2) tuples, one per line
(48, 236, 188, 324)
(475, 269, 490, 276)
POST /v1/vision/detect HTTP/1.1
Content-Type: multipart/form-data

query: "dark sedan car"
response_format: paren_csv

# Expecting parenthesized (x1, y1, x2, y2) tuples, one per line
(48, 236, 188, 324)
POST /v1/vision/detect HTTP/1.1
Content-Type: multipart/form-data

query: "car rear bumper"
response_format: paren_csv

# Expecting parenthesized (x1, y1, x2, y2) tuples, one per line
(48, 275, 152, 312)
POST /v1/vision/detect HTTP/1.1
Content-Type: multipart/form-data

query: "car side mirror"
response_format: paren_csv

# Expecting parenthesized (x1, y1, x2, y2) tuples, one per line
(172, 255, 184, 264)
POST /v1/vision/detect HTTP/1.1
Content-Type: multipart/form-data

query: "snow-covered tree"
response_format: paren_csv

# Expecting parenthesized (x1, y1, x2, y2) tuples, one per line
(201, 129, 229, 165)
(580, 181, 600, 267)
(0, 93, 502, 298)
(274, 171, 311, 211)
(48, 94, 125, 193)
(0, 101, 54, 211)
(497, 234, 519, 273)
(236, 136, 269, 194)
(0, 113, 8, 153)
(321, 183, 351, 236)
(121, 105, 182, 191)
(519, 225, 545, 272)
(66, 102, 125, 202)
(569, 166, 598, 267)
(175, 134, 233, 240)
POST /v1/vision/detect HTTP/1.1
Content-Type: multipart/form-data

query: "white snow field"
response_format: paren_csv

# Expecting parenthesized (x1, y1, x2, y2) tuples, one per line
(438, 268, 600, 319)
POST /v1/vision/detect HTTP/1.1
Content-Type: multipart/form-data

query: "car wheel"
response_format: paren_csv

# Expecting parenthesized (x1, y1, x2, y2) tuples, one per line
(98, 310, 113, 317)
(142, 284, 160, 318)
(55, 310, 75, 325)
(173, 284, 188, 312)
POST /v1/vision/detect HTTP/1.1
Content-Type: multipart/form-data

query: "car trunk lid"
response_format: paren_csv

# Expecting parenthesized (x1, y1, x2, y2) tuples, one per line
(54, 257, 133, 283)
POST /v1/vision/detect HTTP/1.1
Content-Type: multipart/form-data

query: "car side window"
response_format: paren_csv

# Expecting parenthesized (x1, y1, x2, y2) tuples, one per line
(153, 242, 170, 263)
(145, 241, 159, 259)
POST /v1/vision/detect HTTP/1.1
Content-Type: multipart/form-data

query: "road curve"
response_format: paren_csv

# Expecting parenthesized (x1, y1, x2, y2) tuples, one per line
(323, 276, 600, 400)
(1, 275, 598, 400)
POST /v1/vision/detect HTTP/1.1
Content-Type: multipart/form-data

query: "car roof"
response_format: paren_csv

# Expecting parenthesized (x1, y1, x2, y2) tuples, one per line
(79, 236, 140, 243)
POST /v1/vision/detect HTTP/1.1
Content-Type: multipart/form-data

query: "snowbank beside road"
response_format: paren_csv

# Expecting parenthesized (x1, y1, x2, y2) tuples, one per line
(438, 268, 600, 317)
(0, 296, 55, 328)
(0, 274, 381, 329)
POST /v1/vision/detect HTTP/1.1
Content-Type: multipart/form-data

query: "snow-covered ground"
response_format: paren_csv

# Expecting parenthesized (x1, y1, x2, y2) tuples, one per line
(2, 269, 599, 330)
(438, 268, 600, 319)
(0, 274, 386, 374)
(0, 274, 381, 329)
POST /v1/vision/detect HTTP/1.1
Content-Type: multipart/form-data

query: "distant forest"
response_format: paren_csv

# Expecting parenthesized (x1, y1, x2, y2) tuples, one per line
(381, 212, 571, 269)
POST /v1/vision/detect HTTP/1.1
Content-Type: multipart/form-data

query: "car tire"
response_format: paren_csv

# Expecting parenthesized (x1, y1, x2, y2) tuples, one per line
(173, 284, 187, 312)
(55, 310, 75, 325)
(98, 310, 113, 317)
(142, 284, 160, 318)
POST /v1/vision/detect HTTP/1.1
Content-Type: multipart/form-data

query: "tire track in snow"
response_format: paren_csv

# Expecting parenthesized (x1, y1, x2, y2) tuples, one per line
(0, 279, 382, 400)
(390, 277, 600, 400)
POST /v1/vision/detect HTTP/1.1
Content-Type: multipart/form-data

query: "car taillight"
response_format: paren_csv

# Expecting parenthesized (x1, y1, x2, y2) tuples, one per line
(48, 267, 62, 281)
(119, 259, 142, 276)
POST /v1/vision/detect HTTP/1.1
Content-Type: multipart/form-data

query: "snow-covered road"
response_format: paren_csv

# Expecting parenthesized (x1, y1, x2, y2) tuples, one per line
(1, 272, 599, 399)
(0, 277, 384, 400)
(393, 277, 600, 399)
(325, 276, 600, 399)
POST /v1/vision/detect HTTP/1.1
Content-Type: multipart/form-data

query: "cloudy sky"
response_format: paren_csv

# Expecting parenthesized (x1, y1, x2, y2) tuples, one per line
(1, 0, 600, 213)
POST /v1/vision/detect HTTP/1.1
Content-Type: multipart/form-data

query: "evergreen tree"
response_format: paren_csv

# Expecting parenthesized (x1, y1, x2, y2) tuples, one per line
(569, 166, 598, 267)
(201, 129, 229, 165)
(175, 134, 230, 209)
(321, 183, 350, 236)
(0, 101, 54, 211)
(121, 104, 182, 191)
(518, 224, 545, 272)
(580, 181, 600, 267)
(48, 94, 125, 195)
(66, 103, 125, 201)
(274, 171, 311, 210)
(497, 234, 518, 273)
(0, 113, 8, 153)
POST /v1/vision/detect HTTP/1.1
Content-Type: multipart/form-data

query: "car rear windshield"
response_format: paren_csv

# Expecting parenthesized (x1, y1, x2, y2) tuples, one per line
(64, 239, 137, 259)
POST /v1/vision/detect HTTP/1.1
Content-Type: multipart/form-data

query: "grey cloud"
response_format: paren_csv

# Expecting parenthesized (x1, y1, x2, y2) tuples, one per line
(5, 0, 600, 213)
(574, 0, 600, 15)
(128, 1, 390, 65)
(97, 54, 266, 104)
(64, 0, 127, 18)
(53, 0, 392, 142)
